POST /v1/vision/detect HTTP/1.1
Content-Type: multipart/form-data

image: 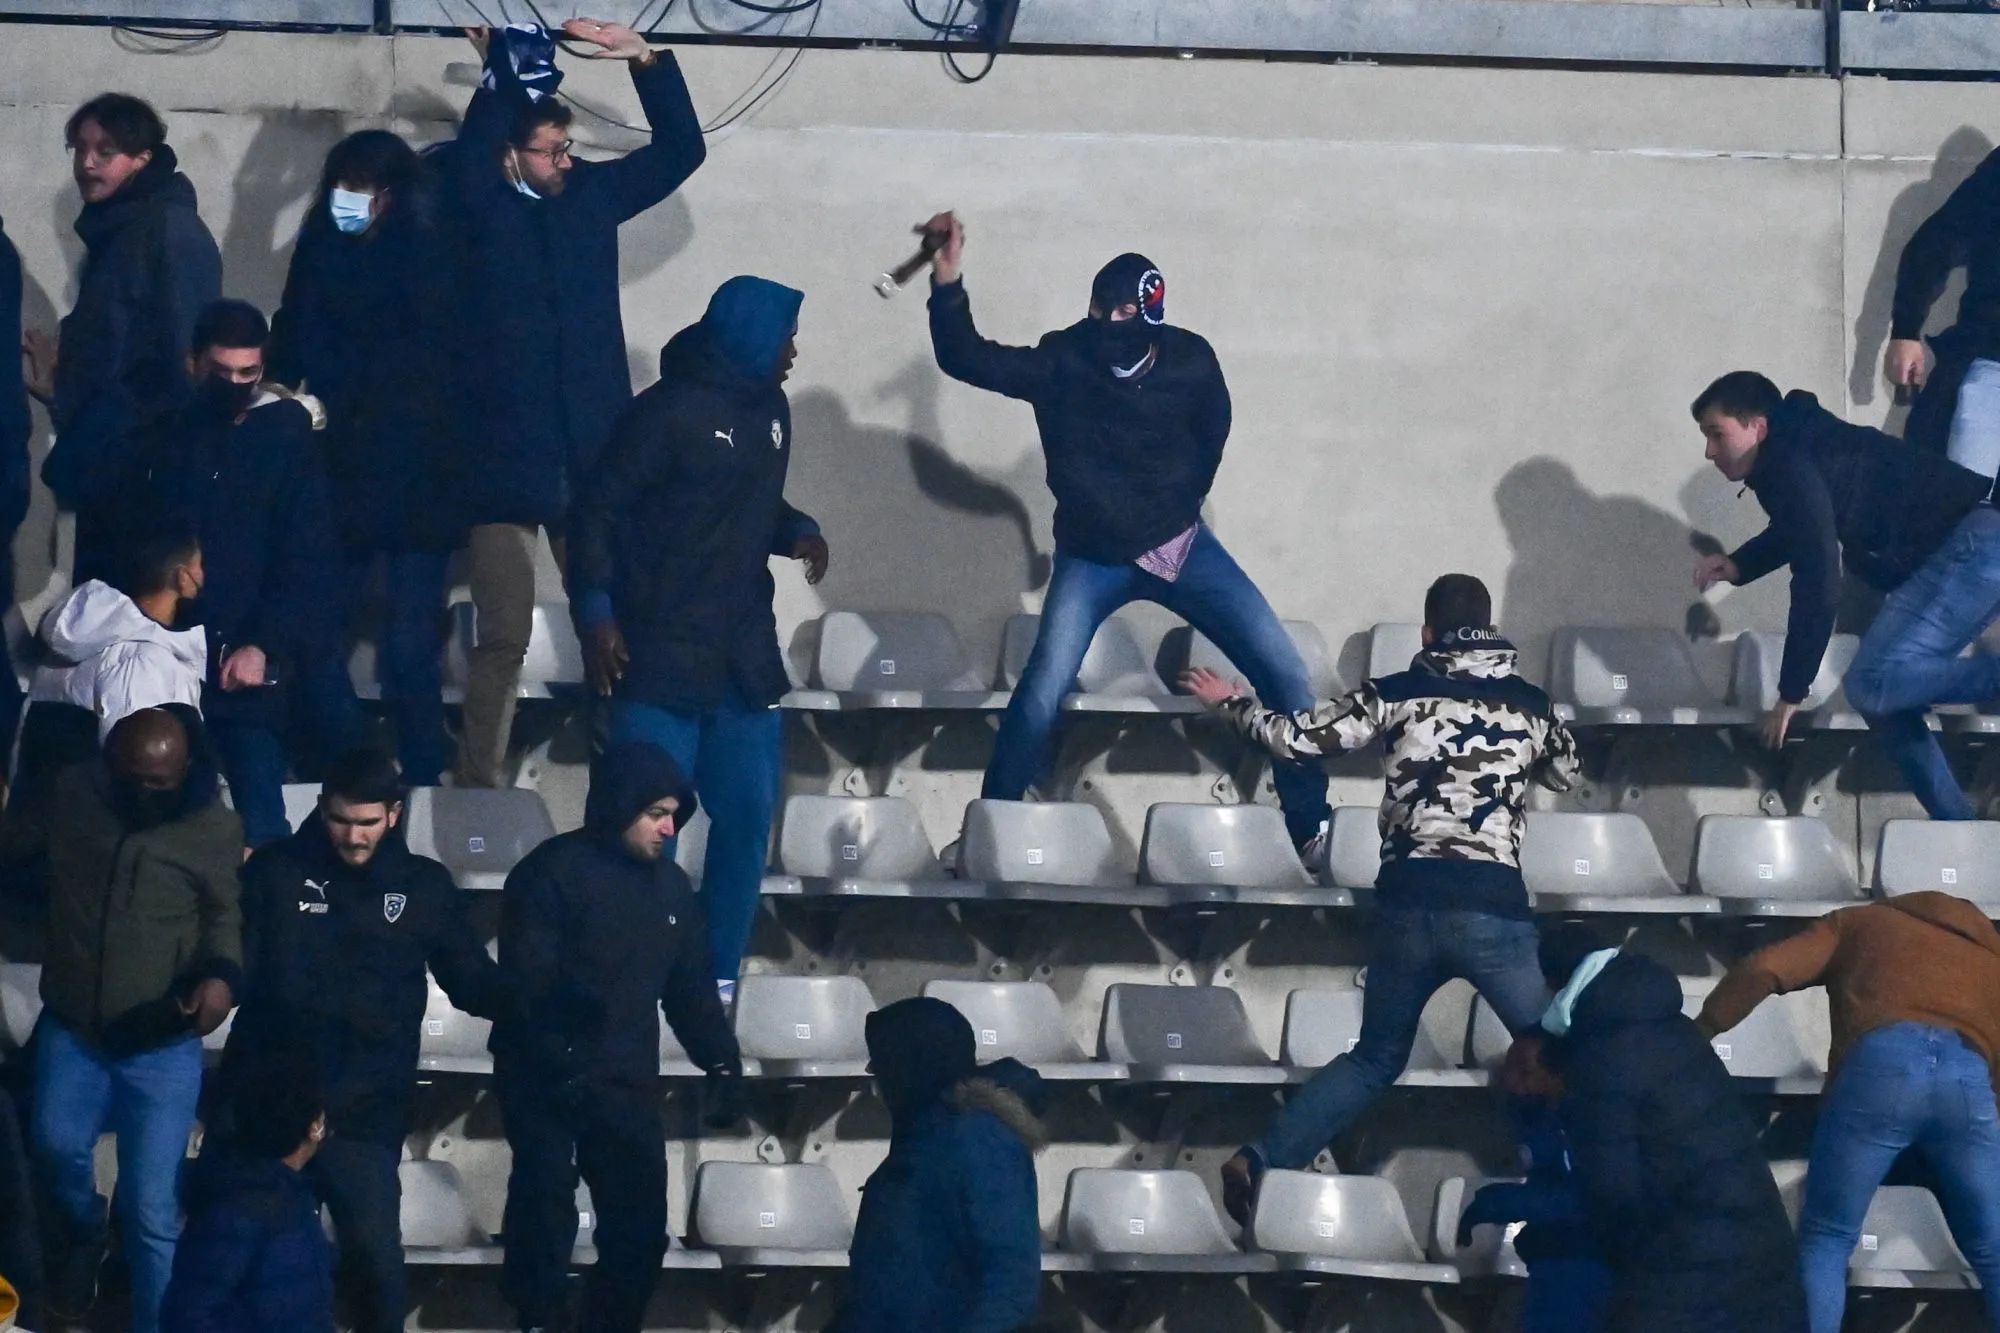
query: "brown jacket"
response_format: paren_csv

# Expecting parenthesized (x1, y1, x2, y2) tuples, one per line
(1698, 892, 2000, 1089)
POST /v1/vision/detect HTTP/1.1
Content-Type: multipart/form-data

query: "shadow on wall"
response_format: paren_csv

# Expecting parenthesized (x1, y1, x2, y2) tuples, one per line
(1495, 456, 1715, 659)
(223, 108, 350, 316)
(784, 357, 1050, 664)
(1850, 125, 1993, 417)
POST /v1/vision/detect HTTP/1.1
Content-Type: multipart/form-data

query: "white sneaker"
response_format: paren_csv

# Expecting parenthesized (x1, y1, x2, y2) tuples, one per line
(716, 978, 737, 1011)
(1298, 820, 1331, 880)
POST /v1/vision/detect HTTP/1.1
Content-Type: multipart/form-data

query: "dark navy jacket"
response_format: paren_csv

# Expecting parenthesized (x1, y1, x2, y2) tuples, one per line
(226, 814, 503, 1147)
(570, 305, 819, 712)
(1550, 952, 1805, 1333)
(160, 1151, 335, 1333)
(1728, 390, 1990, 703)
(44, 146, 221, 521)
(448, 49, 706, 530)
(0, 218, 30, 542)
(268, 189, 470, 553)
(928, 278, 1230, 565)
(1894, 147, 2000, 367)
(489, 745, 739, 1089)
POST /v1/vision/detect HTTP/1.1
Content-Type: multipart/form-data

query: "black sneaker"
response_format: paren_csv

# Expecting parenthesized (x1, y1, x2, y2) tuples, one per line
(45, 1227, 109, 1323)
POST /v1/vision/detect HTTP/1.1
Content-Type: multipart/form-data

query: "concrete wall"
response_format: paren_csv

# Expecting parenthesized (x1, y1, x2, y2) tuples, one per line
(3, 26, 1999, 680)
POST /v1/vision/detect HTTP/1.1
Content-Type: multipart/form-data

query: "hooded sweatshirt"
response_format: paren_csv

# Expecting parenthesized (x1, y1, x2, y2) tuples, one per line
(568, 277, 819, 711)
(836, 997, 1045, 1333)
(28, 580, 206, 737)
(1698, 892, 2000, 1094)
(1213, 628, 1582, 917)
(488, 742, 739, 1088)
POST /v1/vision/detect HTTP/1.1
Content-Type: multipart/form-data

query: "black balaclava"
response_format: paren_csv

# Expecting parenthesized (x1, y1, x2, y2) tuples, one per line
(1086, 252, 1166, 369)
(194, 374, 258, 421)
(866, 996, 978, 1127)
(583, 742, 699, 857)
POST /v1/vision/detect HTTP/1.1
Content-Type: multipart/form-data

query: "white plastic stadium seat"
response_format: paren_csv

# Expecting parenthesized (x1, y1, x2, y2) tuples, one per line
(1548, 627, 1751, 726)
(1730, 631, 1864, 729)
(400, 1161, 489, 1260)
(1248, 1171, 1459, 1282)
(1138, 803, 1326, 906)
(1522, 812, 1717, 914)
(1323, 805, 1382, 891)
(1430, 1177, 1529, 1279)
(692, 1162, 852, 1267)
(1367, 623, 1426, 680)
(447, 602, 586, 698)
(1848, 1187, 1975, 1289)
(732, 975, 874, 1078)
(282, 782, 320, 833)
(418, 969, 494, 1074)
(1680, 980, 1825, 1091)
(1056, 1168, 1273, 1274)
(1097, 984, 1286, 1083)
(1282, 982, 1482, 1086)
(1179, 620, 1343, 700)
(1, 963, 42, 1050)
(957, 799, 1143, 903)
(1000, 614, 1198, 714)
(403, 786, 558, 891)
(922, 980, 1127, 1080)
(1691, 815, 1866, 917)
(1876, 820, 2000, 908)
(776, 795, 957, 897)
(813, 610, 1008, 710)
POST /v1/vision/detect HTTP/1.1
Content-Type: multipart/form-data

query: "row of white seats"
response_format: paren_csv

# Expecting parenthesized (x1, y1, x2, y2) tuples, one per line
(400, 1157, 1975, 1291)
(0, 963, 1824, 1093)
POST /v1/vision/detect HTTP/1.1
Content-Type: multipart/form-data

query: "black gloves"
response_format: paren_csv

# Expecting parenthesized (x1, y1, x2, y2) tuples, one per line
(702, 1067, 747, 1129)
(1457, 1182, 1531, 1247)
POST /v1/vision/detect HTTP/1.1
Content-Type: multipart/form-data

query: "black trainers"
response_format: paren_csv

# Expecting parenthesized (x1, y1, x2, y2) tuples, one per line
(45, 1226, 110, 1323)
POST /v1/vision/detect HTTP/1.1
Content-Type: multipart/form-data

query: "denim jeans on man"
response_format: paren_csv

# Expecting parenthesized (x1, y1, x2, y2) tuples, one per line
(1251, 908, 1547, 1169)
(1945, 358, 2000, 483)
(1844, 505, 2000, 820)
(31, 1018, 204, 1333)
(306, 1137, 407, 1333)
(608, 696, 780, 984)
(1797, 1022, 2000, 1333)
(987, 525, 1332, 848)
(208, 713, 291, 848)
(343, 549, 450, 786)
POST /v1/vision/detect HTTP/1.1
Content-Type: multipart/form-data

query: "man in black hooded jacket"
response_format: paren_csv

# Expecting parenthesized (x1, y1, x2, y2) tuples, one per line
(225, 747, 502, 1333)
(1536, 927, 1805, 1333)
(24, 93, 221, 585)
(491, 741, 745, 1333)
(921, 215, 1332, 863)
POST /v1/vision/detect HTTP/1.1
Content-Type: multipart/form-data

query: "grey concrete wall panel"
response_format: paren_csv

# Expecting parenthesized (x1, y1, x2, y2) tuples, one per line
(1842, 11, 2000, 74)
(0, 0, 369, 23)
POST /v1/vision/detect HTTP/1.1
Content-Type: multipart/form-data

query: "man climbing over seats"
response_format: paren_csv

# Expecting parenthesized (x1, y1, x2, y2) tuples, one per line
(1690, 370, 2000, 818)
(921, 214, 1333, 866)
(1182, 573, 1579, 1224)
(1697, 891, 2000, 1332)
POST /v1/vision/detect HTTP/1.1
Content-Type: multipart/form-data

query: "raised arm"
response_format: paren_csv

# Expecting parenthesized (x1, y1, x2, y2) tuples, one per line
(925, 218, 1057, 403)
(572, 30, 707, 223)
(1187, 670, 1390, 762)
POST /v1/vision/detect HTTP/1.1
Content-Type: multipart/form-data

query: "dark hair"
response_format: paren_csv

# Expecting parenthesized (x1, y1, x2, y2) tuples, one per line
(1690, 371, 1782, 424)
(191, 299, 269, 355)
(507, 99, 573, 151)
(228, 1055, 325, 1160)
(1538, 921, 1613, 989)
(112, 509, 201, 599)
(1423, 573, 1492, 635)
(311, 130, 420, 229)
(321, 747, 404, 809)
(65, 93, 167, 158)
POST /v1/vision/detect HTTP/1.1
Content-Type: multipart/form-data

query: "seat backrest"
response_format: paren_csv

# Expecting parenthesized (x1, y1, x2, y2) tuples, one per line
(1099, 984, 1270, 1067)
(1729, 631, 1857, 712)
(1853, 1187, 1969, 1274)
(1323, 806, 1381, 889)
(1691, 815, 1860, 902)
(958, 799, 1126, 886)
(1367, 623, 1425, 680)
(923, 980, 1088, 1063)
(1876, 820, 2000, 903)
(693, 1162, 854, 1251)
(405, 786, 558, 881)
(1001, 614, 1167, 696)
(1549, 626, 1717, 710)
(0, 963, 42, 1050)
(282, 783, 320, 834)
(1249, 1171, 1426, 1262)
(421, 970, 493, 1058)
(462, 602, 585, 687)
(1184, 621, 1342, 700)
(815, 610, 984, 692)
(399, 1161, 485, 1249)
(1680, 981, 1824, 1081)
(1520, 812, 1679, 898)
(733, 975, 875, 1062)
(1430, 1176, 1528, 1275)
(778, 795, 941, 881)
(1060, 1168, 1236, 1255)
(1139, 803, 1310, 888)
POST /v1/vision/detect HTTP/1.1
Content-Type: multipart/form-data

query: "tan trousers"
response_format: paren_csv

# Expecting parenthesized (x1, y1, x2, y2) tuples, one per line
(457, 522, 564, 788)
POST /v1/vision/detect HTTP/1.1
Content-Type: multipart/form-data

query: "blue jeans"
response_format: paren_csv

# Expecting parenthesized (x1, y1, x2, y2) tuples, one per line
(1946, 358, 2000, 483)
(30, 1019, 204, 1333)
(1844, 506, 2000, 820)
(986, 526, 1332, 847)
(608, 699, 781, 983)
(1252, 908, 1547, 1170)
(208, 715, 290, 848)
(1798, 1022, 2000, 1333)
(365, 550, 451, 786)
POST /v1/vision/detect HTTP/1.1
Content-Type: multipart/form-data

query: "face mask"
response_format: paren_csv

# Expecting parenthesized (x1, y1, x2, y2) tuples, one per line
(1088, 316, 1155, 370)
(195, 374, 259, 420)
(508, 152, 542, 200)
(329, 186, 375, 234)
(110, 777, 183, 831)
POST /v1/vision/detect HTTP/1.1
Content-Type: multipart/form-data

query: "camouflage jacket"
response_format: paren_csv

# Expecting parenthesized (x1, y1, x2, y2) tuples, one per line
(1218, 631, 1581, 915)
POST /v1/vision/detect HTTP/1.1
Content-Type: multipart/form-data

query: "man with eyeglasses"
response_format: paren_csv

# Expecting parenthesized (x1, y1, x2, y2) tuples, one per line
(445, 17, 708, 788)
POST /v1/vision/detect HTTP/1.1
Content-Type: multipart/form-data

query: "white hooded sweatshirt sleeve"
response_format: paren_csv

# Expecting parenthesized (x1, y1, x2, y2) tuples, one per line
(29, 580, 207, 738)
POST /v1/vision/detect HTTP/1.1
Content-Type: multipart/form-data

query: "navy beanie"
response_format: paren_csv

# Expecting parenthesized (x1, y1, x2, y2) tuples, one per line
(1090, 253, 1165, 326)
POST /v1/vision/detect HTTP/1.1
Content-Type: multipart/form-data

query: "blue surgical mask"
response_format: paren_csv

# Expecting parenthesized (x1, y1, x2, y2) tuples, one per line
(513, 177, 542, 201)
(329, 187, 375, 234)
